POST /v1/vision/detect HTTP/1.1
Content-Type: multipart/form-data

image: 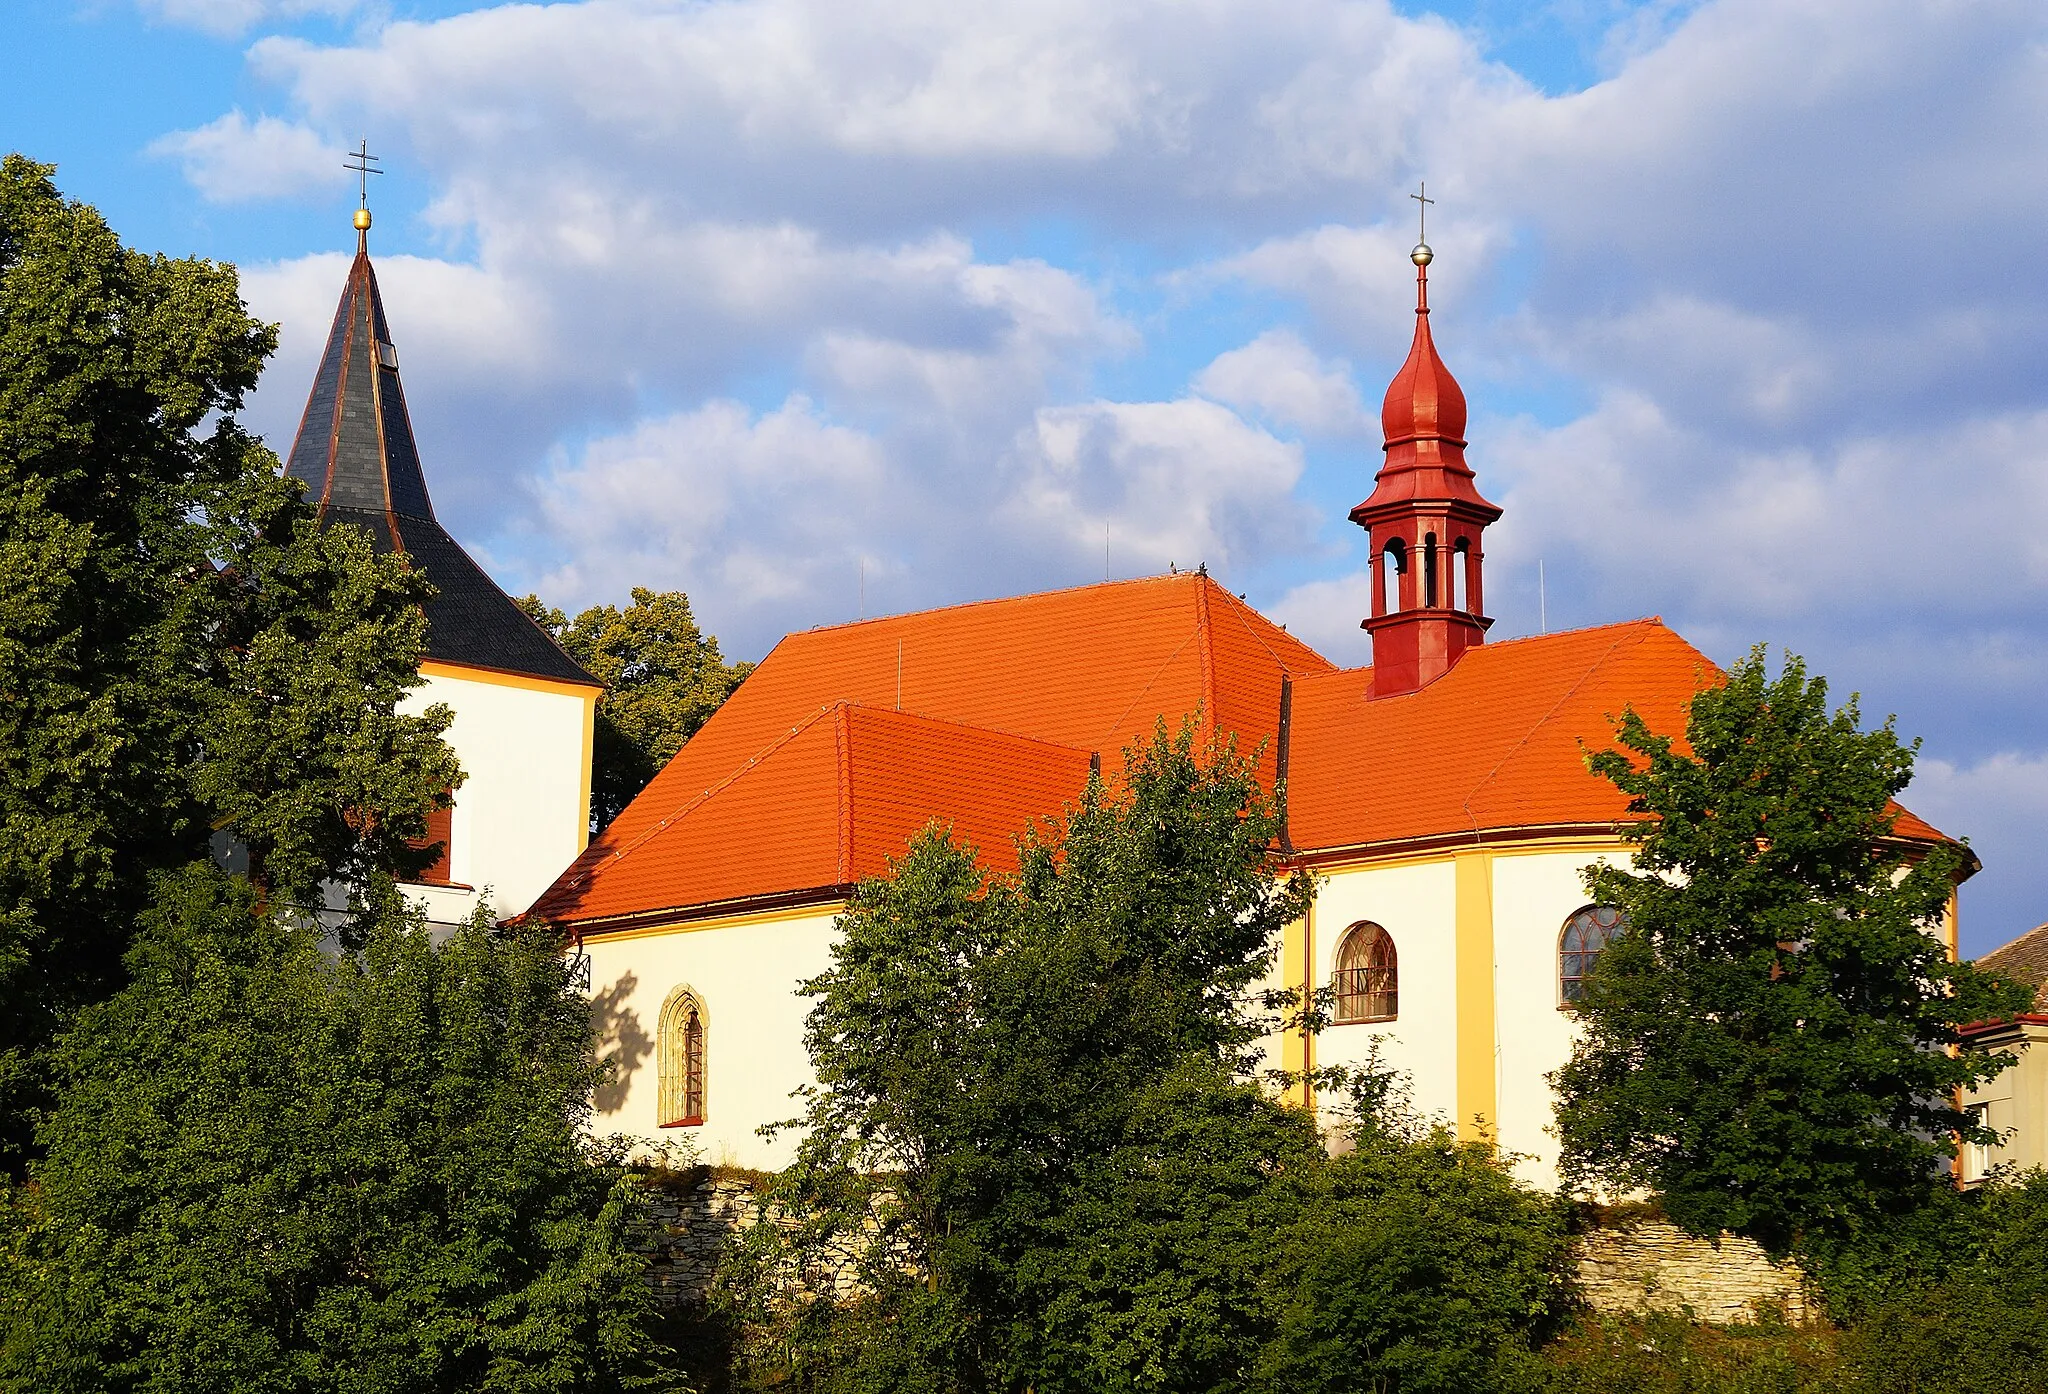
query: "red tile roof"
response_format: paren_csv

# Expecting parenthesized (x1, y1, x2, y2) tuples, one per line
(531, 576, 1952, 930)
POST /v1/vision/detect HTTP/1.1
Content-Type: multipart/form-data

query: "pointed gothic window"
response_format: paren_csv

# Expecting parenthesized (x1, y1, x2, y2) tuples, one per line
(1333, 922, 1398, 1023)
(1560, 905, 1627, 1006)
(659, 987, 707, 1127)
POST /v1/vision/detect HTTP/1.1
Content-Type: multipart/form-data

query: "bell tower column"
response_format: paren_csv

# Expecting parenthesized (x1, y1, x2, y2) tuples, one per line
(1351, 228, 1502, 698)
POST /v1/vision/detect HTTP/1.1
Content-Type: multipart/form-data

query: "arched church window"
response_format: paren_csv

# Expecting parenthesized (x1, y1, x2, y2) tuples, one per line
(1452, 538, 1471, 612)
(658, 987, 707, 1126)
(1333, 922, 1398, 1023)
(1560, 905, 1627, 1006)
(1423, 532, 1439, 608)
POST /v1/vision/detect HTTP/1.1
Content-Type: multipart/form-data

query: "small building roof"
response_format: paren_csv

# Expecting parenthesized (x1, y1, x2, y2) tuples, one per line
(284, 234, 594, 688)
(530, 574, 1953, 931)
(1978, 924, 2048, 1010)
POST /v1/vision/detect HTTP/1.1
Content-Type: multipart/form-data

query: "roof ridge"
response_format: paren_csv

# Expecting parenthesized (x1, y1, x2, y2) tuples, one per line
(553, 701, 847, 898)
(1476, 616, 1666, 651)
(1211, 580, 1333, 676)
(835, 705, 854, 883)
(789, 572, 1200, 639)
(1457, 625, 1646, 840)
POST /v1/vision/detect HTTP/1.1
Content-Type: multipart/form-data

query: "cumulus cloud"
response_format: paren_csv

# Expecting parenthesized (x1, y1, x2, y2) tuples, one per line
(1194, 330, 1370, 438)
(1906, 751, 2048, 955)
(166, 0, 2048, 919)
(1008, 396, 1314, 579)
(527, 388, 1312, 652)
(138, 0, 358, 40)
(147, 111, 342, 203)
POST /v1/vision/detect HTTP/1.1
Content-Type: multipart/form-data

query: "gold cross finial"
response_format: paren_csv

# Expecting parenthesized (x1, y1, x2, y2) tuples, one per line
(1410, 181, 1434, 244)
(344, 139, 382, 232)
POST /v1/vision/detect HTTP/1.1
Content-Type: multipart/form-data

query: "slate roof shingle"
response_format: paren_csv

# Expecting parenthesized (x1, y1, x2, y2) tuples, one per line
(285, 241, 595, 688)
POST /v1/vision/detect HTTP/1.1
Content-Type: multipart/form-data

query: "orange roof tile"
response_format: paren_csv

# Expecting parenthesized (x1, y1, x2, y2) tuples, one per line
(532, 579, 1956, 930)
(535, 574, 1325, 926)
(1287, 619, 1709, 852)
(540, 703, 1094, 926)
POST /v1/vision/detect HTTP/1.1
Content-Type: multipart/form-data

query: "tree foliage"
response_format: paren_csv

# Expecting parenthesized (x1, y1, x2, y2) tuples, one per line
(721, 723, 1568, 1394)
(520, 589, 752, 830)
(1551, 647, 2032, 1255)
(0, 865, 676, 1394)
(0, 155, 460, 1161)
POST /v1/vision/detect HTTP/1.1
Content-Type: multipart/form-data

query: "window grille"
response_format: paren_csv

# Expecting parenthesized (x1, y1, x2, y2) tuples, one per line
(1560, 904, 1626, 1005)
(1333, 922, 1398, 1023)
(659, 988, 707, 1126)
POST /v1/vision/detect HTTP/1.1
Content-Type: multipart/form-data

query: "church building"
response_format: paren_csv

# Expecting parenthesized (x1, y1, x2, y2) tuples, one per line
(518, 235, 1960, 1182)
(290, 209, 1963, 1185)
(286, 206, 601, 928)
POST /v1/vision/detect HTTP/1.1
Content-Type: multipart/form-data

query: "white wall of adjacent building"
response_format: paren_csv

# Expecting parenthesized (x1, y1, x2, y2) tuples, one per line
(400, 661, 595, 926)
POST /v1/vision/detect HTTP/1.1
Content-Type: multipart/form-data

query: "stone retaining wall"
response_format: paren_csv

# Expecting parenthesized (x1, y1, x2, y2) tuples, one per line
(1573, 1218, 1811, 1324)
(637, 1169, 899, 1309)
(639, 1172, 1811, 1325)
(639, 1173, 760, 1308)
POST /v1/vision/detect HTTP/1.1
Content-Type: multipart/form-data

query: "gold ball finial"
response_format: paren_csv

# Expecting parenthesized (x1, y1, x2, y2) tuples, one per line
(354, 207, 373, 231)
(1410, 241, 1433, 266)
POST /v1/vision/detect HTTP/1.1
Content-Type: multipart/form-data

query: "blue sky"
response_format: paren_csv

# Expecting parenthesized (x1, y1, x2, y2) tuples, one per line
(8, 0, 2046, 951)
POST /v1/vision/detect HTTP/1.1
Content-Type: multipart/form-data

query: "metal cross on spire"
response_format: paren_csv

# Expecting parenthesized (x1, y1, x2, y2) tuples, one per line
(345, 139, 383, 208)
(1410, 181, 1434, 245)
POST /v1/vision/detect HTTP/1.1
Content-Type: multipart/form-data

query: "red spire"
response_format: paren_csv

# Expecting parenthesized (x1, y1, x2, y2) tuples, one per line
(1350, 234, 1501, 698)
(1380, 259, 1468, 450)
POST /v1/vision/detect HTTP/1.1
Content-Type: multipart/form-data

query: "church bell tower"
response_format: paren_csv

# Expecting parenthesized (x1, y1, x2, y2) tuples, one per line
(1352, 220, 1502, 698)
(285, 158, 600, 925)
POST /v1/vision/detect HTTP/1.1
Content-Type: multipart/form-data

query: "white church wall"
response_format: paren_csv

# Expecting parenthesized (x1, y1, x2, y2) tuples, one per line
(1489, 847, 1623, 1187)
(404, 662, 595, 920)
(581, 906, 842, 1173)
(1308, 858, 1460, 1131)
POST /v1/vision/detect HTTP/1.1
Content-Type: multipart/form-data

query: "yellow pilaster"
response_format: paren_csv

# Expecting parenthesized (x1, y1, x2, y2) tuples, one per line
(1280, 902, 1315, 1109)
(1454, 851, 1496, 1143)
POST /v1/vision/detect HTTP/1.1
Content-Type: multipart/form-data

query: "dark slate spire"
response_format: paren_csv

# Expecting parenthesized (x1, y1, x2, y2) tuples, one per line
(285, 224, 594, 687)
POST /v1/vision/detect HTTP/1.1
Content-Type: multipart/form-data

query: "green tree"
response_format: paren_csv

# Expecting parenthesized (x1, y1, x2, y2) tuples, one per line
(722, 724, 1568, 1394)
(521, 589, 752, 830)
(0, 865, 677, 1393)
(725, 722, 1311, 1392)
(0, 155, 460, 1162)
(1551, 647, 2032, 1255)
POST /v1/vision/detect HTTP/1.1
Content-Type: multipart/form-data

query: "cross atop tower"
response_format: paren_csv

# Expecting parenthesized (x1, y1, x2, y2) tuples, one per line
(1410, 181, 1434, 245)
(344, 139, 382, 236)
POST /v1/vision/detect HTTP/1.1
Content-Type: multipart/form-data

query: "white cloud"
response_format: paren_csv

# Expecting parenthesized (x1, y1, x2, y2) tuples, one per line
(169, 0, 2048, 925)
(1484, 396, 2048, 628)
(1194, 330, 1369, 438)
(526, 388, 1314, 650)
(139, 0, 358, 41)
(1906, 750, 2048, 955)
(1008, 396, 1315, 580)
(531, 396, 890, 626)
(1266, 571, 1374, 667)
(147, 111, 342, 203)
